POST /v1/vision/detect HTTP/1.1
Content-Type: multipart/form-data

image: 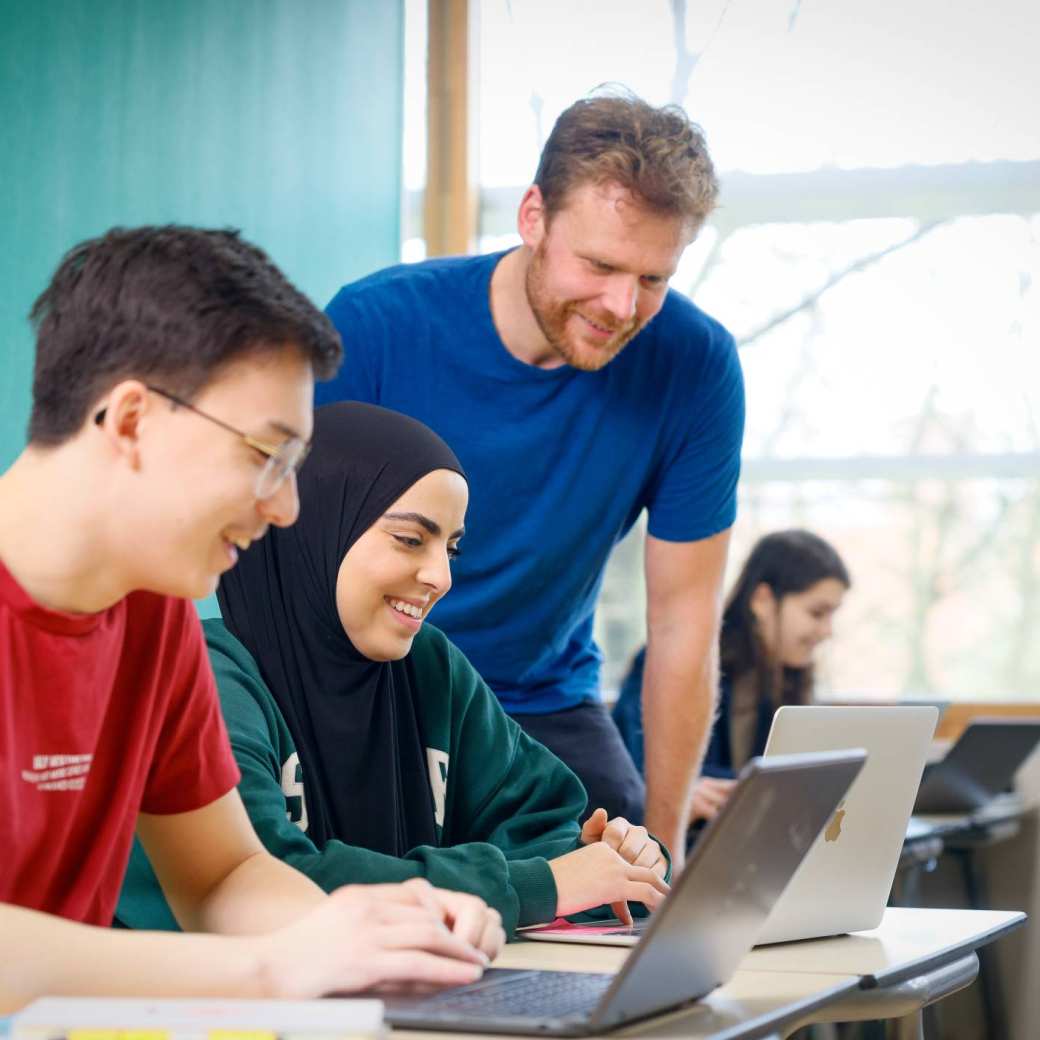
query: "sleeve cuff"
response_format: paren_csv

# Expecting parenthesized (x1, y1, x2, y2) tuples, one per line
(506, 857, 558, 928)
(650, 830, 674, 885)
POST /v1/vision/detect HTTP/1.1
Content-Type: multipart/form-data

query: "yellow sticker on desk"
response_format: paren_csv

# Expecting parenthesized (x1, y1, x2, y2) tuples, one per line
(209, 1032, 277, 1040)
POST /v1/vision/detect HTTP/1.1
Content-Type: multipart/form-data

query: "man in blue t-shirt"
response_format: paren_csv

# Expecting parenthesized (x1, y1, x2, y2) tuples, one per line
(319, 89, 744, 867)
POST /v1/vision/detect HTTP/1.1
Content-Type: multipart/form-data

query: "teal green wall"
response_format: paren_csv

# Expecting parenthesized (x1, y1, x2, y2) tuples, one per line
(0, 0, 404, 472)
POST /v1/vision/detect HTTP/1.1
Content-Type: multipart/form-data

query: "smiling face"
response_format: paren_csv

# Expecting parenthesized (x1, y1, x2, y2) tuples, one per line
(118, 348, 314, 600)
(520, 180, 695, 371)
(335, 468, 469, 661)
(750, 578, 848, 669)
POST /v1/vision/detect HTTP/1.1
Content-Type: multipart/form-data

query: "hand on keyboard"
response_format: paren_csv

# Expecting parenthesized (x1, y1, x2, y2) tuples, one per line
(427, 886, 505, 961)
(267, 878, 491, 996)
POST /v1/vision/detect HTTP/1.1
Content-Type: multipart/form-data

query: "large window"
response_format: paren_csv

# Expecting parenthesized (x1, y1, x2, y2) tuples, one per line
(412, 0, 1040, 700)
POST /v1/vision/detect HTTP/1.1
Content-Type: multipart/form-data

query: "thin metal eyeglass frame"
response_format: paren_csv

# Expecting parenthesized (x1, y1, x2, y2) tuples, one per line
(92, 385, 309, 499)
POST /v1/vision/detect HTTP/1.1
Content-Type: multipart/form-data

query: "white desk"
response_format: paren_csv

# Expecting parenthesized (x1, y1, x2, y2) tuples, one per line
(743, 907, 1024, 988)
(745, 907, 1026, 1038)
(392, 908, 1025, 1039)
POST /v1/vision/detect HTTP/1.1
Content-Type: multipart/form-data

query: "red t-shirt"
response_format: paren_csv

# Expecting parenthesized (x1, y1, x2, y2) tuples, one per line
(0, 559, 240, 924)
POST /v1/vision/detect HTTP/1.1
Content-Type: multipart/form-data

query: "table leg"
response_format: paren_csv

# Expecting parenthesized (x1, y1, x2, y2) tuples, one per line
(955, 847, 1009, 1039)
(891, 1010, 924, 1040)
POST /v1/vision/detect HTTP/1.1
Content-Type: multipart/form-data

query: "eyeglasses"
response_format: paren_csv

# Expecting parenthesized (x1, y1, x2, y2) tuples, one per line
(94, 385, 310, 500)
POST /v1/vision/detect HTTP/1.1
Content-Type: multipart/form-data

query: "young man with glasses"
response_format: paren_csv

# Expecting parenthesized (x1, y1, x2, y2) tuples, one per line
(0, 226, 502, 1012)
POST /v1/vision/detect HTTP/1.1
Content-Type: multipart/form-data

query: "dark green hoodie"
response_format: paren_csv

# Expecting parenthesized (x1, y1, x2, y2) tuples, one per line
(117, 619, 590, 936)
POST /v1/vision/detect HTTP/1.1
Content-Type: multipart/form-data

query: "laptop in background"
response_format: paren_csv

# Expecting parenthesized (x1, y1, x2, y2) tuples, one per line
(755, 704, 937, 944)
(913, 718, 1040, 814)
(385, 750, 865, 1036)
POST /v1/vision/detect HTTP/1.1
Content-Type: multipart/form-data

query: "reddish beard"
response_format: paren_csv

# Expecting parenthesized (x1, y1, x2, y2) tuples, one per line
(525, 245, 642, 371)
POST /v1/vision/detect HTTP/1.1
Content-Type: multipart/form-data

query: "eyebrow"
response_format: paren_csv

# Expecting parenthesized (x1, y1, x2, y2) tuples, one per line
(264, 420, 304, 441)
(383, 511, 465, 540)
(578, 253, 674, 281)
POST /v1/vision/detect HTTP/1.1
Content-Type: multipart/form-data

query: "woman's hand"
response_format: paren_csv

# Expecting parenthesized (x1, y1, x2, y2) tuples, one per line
(688, 777, 736, 824)
(549, 835, 669, 926)
(579, 807, 668, 878)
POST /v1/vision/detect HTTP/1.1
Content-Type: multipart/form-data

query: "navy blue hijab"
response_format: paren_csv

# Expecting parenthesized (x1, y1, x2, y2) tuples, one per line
(218, 402, 466, 854)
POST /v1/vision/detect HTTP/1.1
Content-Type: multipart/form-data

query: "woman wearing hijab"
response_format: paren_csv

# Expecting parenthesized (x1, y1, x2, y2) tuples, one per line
(118, 403, 669, 939)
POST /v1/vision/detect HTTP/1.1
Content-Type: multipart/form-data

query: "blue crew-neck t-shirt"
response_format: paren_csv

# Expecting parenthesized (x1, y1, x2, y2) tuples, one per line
(319, 251, 744, 715)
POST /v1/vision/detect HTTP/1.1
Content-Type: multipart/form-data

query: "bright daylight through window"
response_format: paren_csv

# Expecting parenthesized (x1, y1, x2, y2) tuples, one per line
(405, 0, 1040, 702)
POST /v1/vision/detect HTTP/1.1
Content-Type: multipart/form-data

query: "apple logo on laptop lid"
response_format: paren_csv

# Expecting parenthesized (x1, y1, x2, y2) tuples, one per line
(824, 801, 846, 842)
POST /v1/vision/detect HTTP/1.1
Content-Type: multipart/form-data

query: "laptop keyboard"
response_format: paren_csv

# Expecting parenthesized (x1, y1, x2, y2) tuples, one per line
(400, 968, 614, 1019)
(600, 919, 649, 936)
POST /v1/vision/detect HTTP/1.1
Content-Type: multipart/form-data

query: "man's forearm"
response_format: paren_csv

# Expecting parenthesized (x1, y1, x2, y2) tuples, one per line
(125, 797, 496, 1004)
(641, 638, 718, 863)
(0, 903, 275, 1014)
(640, 529, 730, 867)
(190, 850, 327, 935)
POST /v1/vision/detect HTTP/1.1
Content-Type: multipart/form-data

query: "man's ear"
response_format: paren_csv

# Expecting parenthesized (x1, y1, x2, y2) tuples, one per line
(94, 379, 151, 465)
(517, 184, 548, 250)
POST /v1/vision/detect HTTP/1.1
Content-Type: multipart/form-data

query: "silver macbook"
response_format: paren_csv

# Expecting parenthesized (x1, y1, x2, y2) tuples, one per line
(383, 750, 865, 1035)
(754, 704, 937, 944)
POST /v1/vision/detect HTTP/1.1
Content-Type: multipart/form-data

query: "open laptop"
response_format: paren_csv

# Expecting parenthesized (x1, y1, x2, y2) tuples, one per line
(754, 704, 937, 944)
(383, 750, 864, 1036)
(913, 717, 1040, 814)
(526, 707, 932, 953)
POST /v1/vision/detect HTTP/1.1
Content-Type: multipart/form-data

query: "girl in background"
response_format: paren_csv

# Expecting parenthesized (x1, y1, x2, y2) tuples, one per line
(614, 528, 850, 823)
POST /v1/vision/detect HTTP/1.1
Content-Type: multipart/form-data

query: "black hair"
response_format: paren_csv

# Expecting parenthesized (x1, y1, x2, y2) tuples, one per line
(721, 529, 851, 707)
(28, 225, 343, 445)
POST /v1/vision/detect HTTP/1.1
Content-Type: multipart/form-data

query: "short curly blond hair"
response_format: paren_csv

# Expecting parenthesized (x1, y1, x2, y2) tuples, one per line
(534, 87, 718, 228)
